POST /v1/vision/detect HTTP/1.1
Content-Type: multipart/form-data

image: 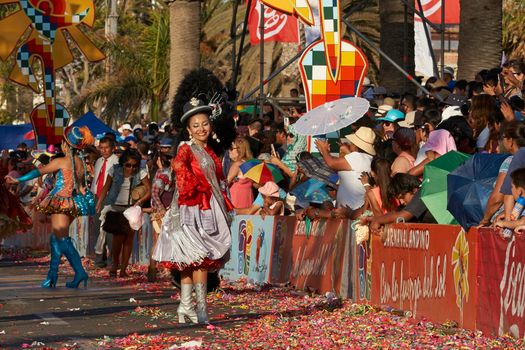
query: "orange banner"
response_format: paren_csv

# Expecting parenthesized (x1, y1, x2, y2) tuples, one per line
(371, 224, 478, 329)
(289, 219, 353, 297)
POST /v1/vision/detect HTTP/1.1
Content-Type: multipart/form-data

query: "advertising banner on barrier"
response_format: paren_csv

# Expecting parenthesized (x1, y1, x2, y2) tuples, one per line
(221, 215, 276, 284)
(290, 219, 352, 298)
(477, 227, 525, 338)
(269, 216, 295, 284)
(371, 224, 477, 329)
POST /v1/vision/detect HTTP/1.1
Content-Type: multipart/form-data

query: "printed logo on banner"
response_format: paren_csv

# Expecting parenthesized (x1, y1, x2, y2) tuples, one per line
(358, 242, 371, 300)
(221, 216, 274, 285)
(499, 236, 525, 337)
(248, 0, 299, 45)
(451, 229, 469, 322)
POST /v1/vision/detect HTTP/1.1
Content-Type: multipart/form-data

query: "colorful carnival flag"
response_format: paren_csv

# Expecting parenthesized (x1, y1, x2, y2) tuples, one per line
(299, 40, 368, 111)
(248, 0, 299, 45)
(0, 0, 105, 147)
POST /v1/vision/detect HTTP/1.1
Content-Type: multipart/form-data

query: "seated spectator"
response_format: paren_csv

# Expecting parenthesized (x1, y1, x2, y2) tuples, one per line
(316, 127, 376, 211)
(246, 118, 263, 158)
(227, 137, 255, 209)
(235, 184, 287, 215)
(410, 129, 456, 176)
(391, 127, 416, 175)
(360, 157, 394, 216)
(468, 94, 495, 151)
(256, 181, 284, 217)
(494, 167, 525, 234)
(479, 121, 525, 226)
(438, 114, 476, 154)
(363, 173, 436, 234)
(376, 109, 405, 140)
(413, 109, 442, 166)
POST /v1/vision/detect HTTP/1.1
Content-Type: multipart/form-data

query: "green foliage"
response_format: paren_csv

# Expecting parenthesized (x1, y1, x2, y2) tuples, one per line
(503, 0, 525, 58)
(75, 6, 170, 122)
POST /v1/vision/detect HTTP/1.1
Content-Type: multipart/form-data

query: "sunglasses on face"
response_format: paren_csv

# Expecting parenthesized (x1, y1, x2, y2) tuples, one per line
(124, 163, 139, 169)
(382, 121, 392, 127)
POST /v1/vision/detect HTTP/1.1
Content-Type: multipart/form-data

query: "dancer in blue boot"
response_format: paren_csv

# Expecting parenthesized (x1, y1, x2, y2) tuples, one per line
(6, 126, 95, 288)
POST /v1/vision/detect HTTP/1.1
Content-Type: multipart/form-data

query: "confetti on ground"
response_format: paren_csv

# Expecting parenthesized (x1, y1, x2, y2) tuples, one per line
(7, 250, 525, 349)
(98, 280, 525, 350)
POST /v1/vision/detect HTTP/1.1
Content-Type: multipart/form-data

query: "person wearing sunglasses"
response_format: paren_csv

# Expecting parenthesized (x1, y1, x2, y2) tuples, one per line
(96, 149, 151, 278)
(375, 109, 405, 140)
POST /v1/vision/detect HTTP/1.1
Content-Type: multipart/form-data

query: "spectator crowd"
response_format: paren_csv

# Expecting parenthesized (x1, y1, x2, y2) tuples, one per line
(2, 58, 525, 278)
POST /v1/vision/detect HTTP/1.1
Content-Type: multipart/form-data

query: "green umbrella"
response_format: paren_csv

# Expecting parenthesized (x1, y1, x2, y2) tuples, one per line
(420, 151, 471, 224)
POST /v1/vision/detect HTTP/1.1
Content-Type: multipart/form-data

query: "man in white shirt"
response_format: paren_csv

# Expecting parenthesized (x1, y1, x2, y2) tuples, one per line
(92, 137, 119, 268)
(315, 127, 376, 211)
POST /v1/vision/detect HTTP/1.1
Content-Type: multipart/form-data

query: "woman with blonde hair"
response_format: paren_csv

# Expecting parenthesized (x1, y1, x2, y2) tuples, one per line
(227, 137, 255, 208)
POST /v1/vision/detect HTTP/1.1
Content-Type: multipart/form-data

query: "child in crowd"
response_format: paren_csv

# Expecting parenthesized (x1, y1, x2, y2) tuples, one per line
(257, 181, 284, 217)
(362, 173, 436, 236)
(494, 167, 525, 237)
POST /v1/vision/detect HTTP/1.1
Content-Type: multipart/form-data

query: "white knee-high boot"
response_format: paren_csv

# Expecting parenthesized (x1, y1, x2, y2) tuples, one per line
(194, 282, 209, 324)
(177, 283, 197, 323)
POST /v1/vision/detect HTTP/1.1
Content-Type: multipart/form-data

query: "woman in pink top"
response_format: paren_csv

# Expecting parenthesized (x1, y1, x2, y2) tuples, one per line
(227, 137, 254, 208)
(391, 127, 416, 175)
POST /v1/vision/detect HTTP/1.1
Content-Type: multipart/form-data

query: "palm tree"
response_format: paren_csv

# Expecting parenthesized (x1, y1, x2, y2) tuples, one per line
(378, 0, 415, 94)
(457, 0, 502, 80)
(74, 8, 170, 123)
(168, 0, 201, 105)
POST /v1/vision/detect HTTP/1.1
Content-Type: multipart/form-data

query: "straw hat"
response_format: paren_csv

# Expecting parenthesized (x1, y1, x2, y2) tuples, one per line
(345, 127, 377, 156)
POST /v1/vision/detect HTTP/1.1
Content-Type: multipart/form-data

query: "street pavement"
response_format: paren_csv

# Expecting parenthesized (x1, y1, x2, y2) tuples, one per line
(0, 258, 219, 349)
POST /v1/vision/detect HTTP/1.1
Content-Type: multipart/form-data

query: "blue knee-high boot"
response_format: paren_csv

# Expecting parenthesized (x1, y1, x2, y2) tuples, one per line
(58, 237, 88, 288)
(41, 234, 61, 288)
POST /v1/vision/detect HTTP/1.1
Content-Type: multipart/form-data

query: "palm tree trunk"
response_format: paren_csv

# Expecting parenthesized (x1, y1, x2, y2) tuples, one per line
(379, 0, 415, 94)
(457, 0, 502, 80)
(168, 0, 201, 105)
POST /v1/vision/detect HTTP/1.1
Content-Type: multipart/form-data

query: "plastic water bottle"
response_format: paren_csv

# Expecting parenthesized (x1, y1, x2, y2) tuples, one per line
(502, 196, 525, 239)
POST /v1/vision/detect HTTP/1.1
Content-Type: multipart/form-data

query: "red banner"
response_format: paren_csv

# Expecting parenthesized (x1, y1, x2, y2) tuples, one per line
(248, 0, 299, 45)
(414, 0, 460, 25)
(289, 219, 352, 297)
(371, 224, 478, 329)
(477, 227, 525, 338)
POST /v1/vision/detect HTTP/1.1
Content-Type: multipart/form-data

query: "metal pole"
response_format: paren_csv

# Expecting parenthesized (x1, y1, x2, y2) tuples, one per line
(416, 0, 439, 77)
(240, 47, 308, 102)
(343, 18, 435, 98)
(399, 0, 441, 31)
(229, 0, 239, 91)
(403, 2, 408, 93)
(232, 0, 252, 92)
(259, 2, 265, 119)
(440, 0, 445, 78)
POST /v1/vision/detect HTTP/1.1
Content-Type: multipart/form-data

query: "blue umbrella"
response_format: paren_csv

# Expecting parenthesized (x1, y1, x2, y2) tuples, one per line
(290, 179, 328, 208)
(447, 153, 510, 230)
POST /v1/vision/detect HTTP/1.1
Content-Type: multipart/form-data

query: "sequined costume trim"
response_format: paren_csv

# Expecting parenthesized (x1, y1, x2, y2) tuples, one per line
(161, 257, 224, 272)
(36, 195, 78, 217)
(37, 168, 79, 217)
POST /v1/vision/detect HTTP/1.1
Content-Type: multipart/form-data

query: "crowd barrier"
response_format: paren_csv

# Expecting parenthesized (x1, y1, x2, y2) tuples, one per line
(221, 219, 525, 338)
(4, 212, 525, 338)
(2, 211, 154, 265)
